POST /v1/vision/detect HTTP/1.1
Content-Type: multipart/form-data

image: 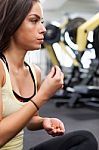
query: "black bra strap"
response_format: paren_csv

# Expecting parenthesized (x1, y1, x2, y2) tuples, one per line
(0, 53, 9, 71)
(13, 62, 37, 102)
(0, 53, 36, 102)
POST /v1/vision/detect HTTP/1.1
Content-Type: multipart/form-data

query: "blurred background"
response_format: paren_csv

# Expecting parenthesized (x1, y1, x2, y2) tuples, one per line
(42, 0, 99, 20)
(24, 0, 99, 149)
(25, 0, 99, 77)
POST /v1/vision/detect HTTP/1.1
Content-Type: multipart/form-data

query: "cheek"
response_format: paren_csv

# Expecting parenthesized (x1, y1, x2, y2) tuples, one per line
(15, 23, 37, 38)
(13, 32, 41, 50)
(13, 26, 41, 49)
(14, 29, 37, 44)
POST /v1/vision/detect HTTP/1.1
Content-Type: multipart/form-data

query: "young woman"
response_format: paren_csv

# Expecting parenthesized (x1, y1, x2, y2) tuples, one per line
(0, 0, 98, 150)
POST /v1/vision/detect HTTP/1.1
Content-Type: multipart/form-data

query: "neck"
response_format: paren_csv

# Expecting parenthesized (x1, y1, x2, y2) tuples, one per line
(3, 49, 27, 69)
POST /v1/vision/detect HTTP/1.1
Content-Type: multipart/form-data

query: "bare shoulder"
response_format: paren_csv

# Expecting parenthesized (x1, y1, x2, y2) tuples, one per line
(0, 60, 5, 120)
(0, 60, 5, 87)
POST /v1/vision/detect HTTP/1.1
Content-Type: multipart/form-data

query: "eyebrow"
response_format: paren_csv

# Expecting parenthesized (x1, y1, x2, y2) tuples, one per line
(28, 14, 43, 20)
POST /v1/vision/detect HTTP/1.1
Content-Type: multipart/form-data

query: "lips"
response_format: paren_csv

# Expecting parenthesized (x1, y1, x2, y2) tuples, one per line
(37, 39, 44, 44)
(38, 38, 44, 41)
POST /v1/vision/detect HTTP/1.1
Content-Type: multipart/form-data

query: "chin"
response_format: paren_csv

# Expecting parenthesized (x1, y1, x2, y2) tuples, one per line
(36, 44, 42, 49)
(30, 45, 41, 50)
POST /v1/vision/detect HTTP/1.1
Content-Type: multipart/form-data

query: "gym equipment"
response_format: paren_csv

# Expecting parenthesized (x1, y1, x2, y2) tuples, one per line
(44, 18, 84, 88)
(43, 12, 99, 109)
(44, 17, 82, 67)
(55, 12, 99, 109)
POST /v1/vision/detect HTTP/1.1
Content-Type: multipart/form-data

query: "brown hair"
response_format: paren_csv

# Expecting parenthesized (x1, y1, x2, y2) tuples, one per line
(0, 0, 39, 52)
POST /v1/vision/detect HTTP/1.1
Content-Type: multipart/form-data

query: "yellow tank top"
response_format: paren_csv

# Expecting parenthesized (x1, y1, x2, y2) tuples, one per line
(0, 60, 37, 150)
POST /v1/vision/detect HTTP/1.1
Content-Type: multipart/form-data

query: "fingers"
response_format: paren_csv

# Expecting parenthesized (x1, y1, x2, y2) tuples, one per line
(40, 65, 64, 100)
(59, 122, 65, 132)
(49, 66, 56, 78)
(61, 71, 64, 88)
(49, 65, 64, 84)
(49, 119, 65, 136)
(47, 125, 65, 137)
(53, 65, 61, 78)
(54, 65, 64, 88)
(43, 118, 65, 137)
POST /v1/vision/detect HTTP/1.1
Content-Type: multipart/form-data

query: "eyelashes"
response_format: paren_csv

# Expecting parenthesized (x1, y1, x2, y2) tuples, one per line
(29, 18, 44, 24)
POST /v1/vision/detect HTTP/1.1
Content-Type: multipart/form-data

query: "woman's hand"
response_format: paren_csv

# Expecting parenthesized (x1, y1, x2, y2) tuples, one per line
(43, 117, 65, 137)
(37, 65, 64, 101)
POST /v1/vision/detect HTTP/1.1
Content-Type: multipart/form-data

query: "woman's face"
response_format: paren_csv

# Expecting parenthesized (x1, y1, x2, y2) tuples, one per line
(12, 2, 46, 51)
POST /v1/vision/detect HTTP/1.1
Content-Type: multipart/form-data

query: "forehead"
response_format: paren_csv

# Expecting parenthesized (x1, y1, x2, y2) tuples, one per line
(28, 2, 43, 17)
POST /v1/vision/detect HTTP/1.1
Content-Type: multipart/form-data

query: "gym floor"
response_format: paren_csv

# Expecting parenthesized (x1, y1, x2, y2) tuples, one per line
(24, 99, 99, 150)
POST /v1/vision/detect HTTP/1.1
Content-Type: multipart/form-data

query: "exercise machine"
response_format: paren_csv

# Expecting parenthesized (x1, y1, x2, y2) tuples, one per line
(56, 12, 99, 108)
(43, 12, 99, 109)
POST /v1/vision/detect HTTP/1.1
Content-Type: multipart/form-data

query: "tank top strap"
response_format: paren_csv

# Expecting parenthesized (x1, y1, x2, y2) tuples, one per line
(0, 53, 37, 102)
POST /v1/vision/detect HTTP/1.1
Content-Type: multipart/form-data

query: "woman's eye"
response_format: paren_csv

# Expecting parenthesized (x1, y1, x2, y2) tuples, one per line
(31, 19, 38, 23)
(30, 18, 44, 24)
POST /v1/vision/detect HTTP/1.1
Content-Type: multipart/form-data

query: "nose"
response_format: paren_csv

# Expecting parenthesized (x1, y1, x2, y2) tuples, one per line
(40, 24, 46, 34)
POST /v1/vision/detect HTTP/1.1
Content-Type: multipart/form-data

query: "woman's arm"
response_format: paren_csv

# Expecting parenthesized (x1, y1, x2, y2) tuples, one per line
(26, 65, 65, 136)
(27, 115, 65, 136)
(26, 112, 44, 130)
(0, 62, 43, 147)
(26, 64, 44, 130)
(0, 61, 64, 147)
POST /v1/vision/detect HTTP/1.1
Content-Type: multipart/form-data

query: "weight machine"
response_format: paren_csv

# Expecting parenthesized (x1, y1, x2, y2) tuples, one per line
(43, 12, 99, 109)
(56, 12, 99, 108)
(43, 17, 84, 88)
